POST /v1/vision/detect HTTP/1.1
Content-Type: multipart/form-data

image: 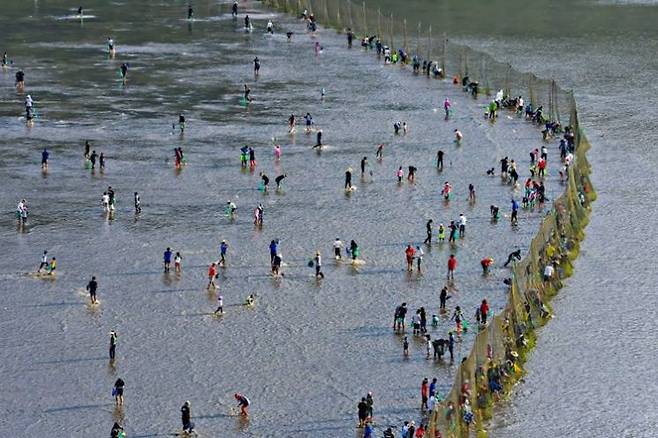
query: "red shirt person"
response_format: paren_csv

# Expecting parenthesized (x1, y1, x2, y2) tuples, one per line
(480, 299, 490, 324)
(405, 245, 416, 271)
(447, 254, 457, 280)
(421, 378, 429, 410)
(480, 257, 494, 274)
(207, 262, 217, 289)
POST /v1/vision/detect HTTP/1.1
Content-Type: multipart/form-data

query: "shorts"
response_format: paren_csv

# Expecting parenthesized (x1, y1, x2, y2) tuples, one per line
(395, 317, 405, 325)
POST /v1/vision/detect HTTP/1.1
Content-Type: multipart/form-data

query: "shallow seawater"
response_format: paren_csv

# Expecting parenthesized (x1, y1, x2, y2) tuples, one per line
(367, 0, 658, 436)
(0, 1, 563, 436)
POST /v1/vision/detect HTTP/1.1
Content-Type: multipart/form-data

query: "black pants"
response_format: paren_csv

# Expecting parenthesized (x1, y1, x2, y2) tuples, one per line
(504, 253, 520, 267)
(109, 344, 116, 359)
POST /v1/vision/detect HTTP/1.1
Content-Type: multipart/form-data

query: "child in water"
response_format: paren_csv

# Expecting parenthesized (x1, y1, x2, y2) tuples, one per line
(214, 295, 224, 314)
(441, 181, 452, 200)
(438, 223, 446, 242)
(174, 252, 182, 273)
(454, 129, 463, 144)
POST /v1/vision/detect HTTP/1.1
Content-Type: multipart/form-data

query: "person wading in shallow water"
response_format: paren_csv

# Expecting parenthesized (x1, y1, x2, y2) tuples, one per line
(109, 330, 117, 359)
(181, 400, 194, 433)
(235, 393, 250, 417)
(424, 219, 433, 244)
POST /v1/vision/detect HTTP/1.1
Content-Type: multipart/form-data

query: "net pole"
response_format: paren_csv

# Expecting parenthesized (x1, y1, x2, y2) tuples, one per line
(403, 18, 408, 55)
(441, 33, 447, 74)
(427, 24, 432, 61)
(377, 8, 381, 39)
(389, 13, 394, 50)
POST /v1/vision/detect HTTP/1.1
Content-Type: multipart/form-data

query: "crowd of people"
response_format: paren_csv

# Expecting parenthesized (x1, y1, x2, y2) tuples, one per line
(5, 1, 576, 436)
(335, 12, 574, 438)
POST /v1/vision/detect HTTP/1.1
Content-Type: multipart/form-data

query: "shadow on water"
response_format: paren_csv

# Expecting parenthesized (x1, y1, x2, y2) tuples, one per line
(21, 301, 84, 308)
(35, 356, 107, 365)
(44, 403, 113, 414)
